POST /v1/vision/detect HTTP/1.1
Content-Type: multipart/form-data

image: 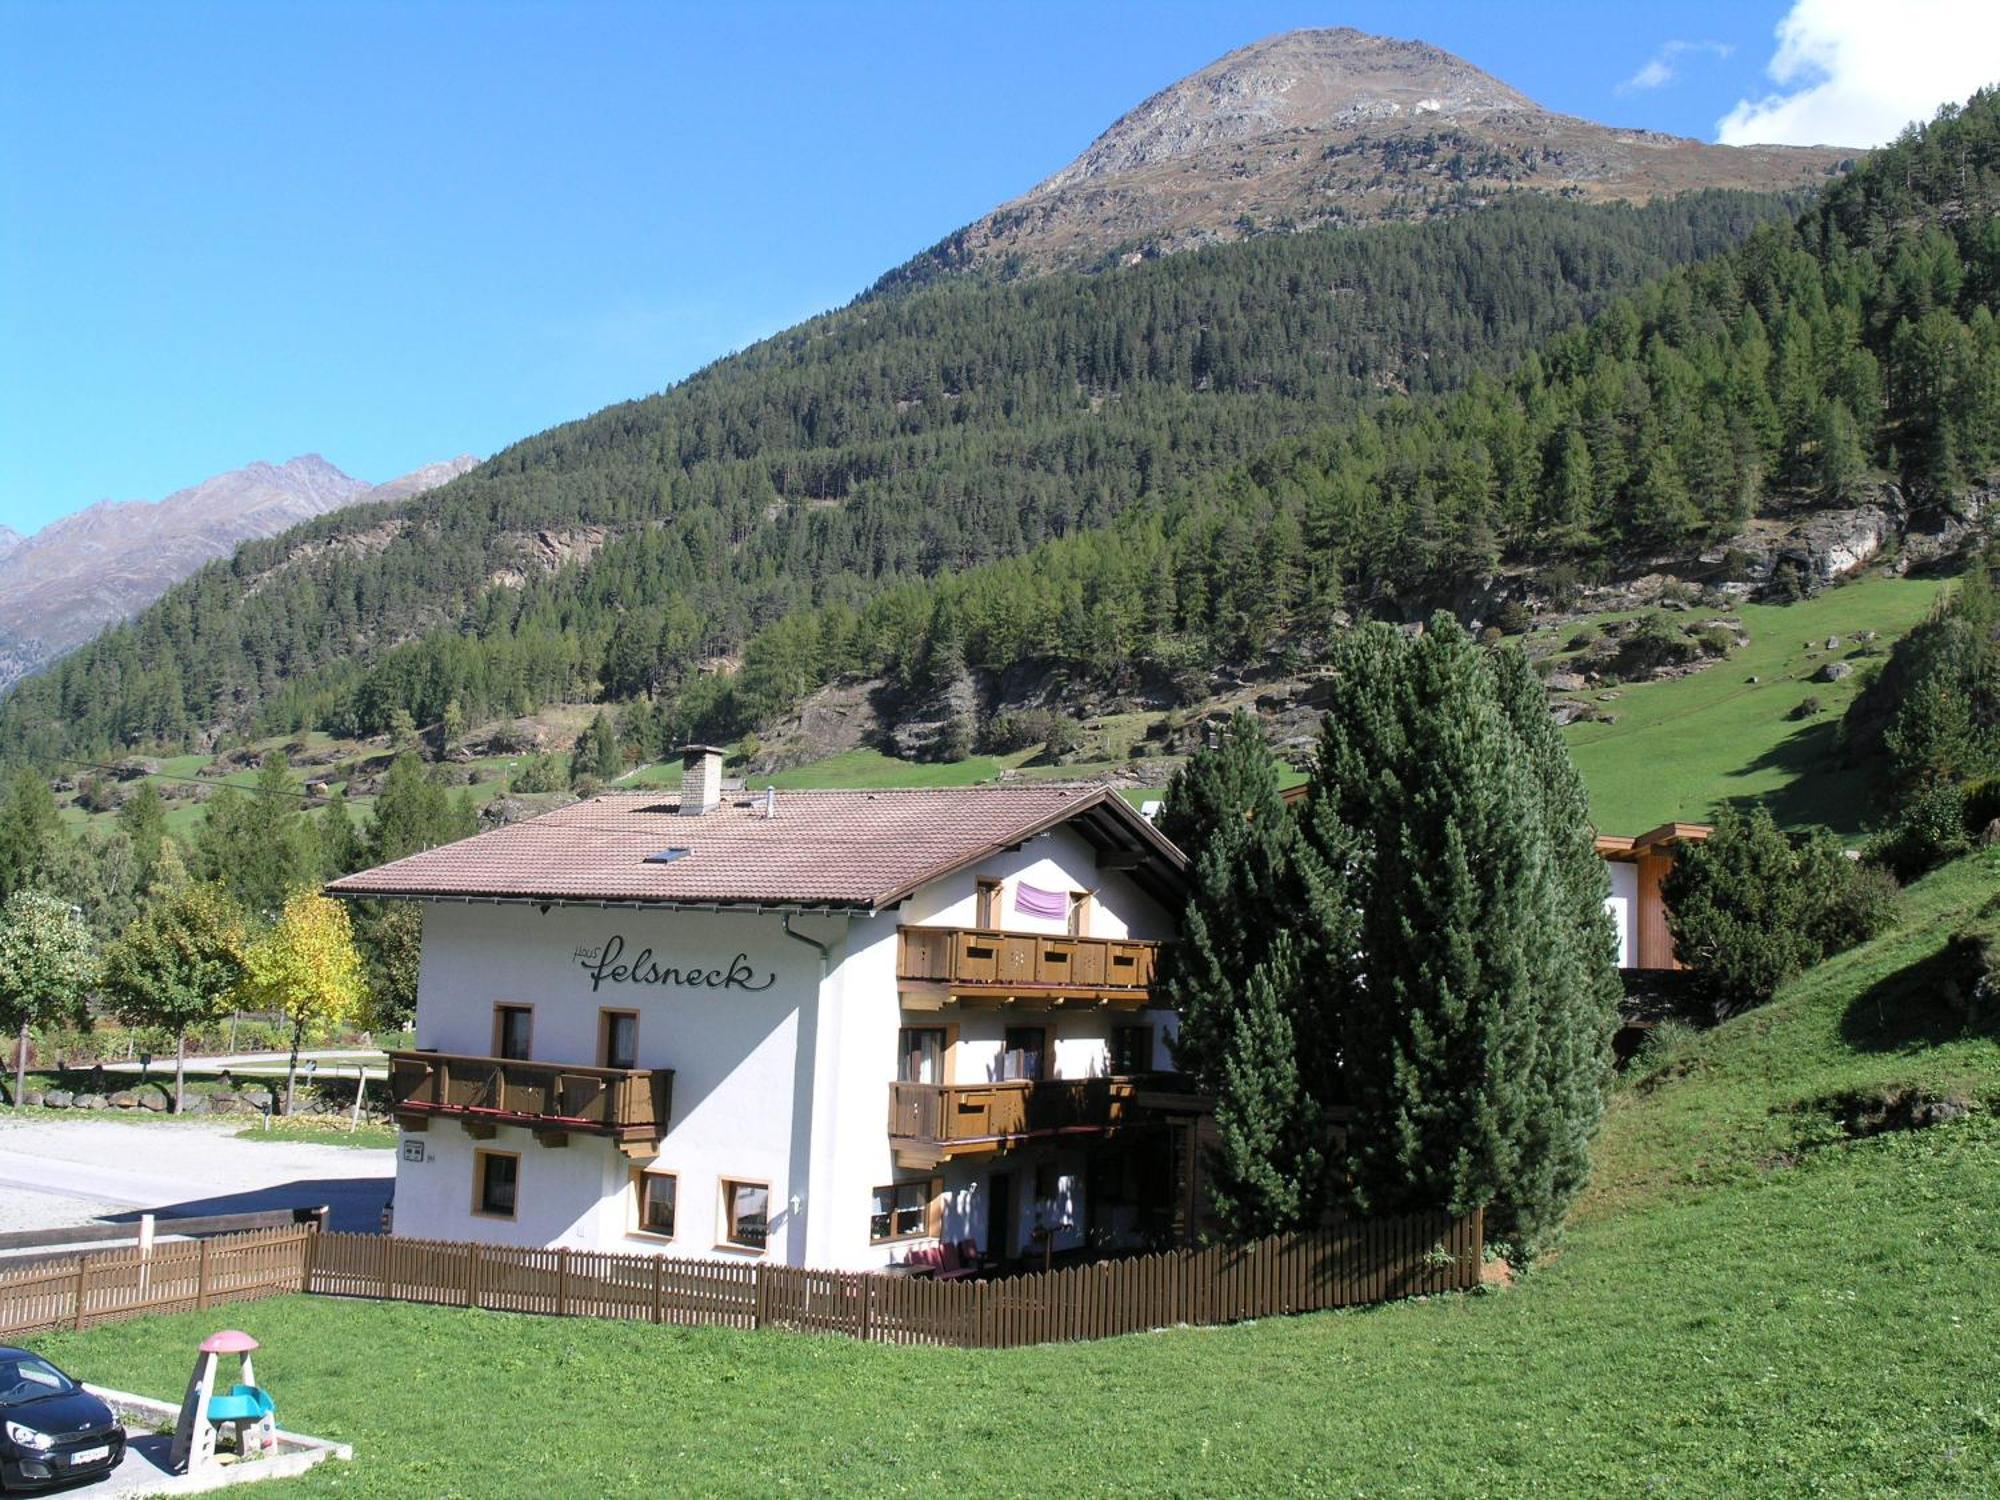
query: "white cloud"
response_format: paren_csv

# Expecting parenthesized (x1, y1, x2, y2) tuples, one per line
(1719, 0, 2000, 147)
(1618, 40, 1732, 96)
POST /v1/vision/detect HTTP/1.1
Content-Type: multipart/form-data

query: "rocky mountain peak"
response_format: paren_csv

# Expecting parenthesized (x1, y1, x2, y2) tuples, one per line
(1034, 28, 1541, 195)
(882, 27, 1854, 286)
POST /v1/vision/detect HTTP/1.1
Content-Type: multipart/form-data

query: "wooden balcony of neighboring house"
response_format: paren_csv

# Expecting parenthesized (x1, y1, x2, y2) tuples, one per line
(887, 1075, 1155, 1169)
(896, 926, 1166, 1012)
(387, 1050, 673, 1158)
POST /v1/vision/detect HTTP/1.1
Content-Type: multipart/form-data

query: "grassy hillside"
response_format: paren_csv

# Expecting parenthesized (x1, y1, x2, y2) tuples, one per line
(34, 853, 2000, 1497)
(1558, 574, 1946, 835)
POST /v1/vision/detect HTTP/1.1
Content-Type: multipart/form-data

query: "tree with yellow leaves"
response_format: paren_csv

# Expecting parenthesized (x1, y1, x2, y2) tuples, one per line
(240, 889, 364, 1116)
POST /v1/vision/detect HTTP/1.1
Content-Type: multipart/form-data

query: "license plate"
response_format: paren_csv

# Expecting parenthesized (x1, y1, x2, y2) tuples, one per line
(69, 1445, 110, 1465)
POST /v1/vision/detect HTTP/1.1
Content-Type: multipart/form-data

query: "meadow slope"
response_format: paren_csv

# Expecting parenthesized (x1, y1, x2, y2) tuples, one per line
(33, 854, 2000, 1498)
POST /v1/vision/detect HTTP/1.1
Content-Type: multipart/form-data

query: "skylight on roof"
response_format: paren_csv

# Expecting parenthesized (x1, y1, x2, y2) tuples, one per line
(644, 848, 691, 865)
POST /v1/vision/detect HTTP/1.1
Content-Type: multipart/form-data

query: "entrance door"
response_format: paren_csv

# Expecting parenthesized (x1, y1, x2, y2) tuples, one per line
(987, 1171, 1013, 1260)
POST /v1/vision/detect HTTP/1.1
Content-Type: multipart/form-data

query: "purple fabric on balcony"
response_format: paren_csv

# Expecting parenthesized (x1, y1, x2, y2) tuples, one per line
(1013, 882, 1068, 919)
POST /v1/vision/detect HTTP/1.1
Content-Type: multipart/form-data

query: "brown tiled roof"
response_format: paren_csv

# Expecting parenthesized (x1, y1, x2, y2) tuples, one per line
(327, 785, 1185, 910)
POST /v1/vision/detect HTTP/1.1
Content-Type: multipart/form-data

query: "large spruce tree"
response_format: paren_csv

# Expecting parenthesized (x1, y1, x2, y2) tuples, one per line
(1305, 616, 1620, 1254)
(1159, 712, 1351, 1235)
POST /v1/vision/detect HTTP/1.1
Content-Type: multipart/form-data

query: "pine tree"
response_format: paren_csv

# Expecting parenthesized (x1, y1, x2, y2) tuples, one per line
(1159, 712, 1353, 1236)
(365, 755, 476, 867)
(316, 790, 365, 880)
(194, 754, 315, 917)
(581, 710, 621, 782)
(0, 771, 60, 902)
(1304, 616, 1619, 1254)
(115, 783, 169, 885)
(1155, 711, 1280, 866)
(1207, 929, 1320, 1236)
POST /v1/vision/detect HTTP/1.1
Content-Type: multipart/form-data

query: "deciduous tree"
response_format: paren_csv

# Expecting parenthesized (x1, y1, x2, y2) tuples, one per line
(239, 890, 365, 1116)
(101, 883, 248, 1112)
(0, 890, 96, 1109)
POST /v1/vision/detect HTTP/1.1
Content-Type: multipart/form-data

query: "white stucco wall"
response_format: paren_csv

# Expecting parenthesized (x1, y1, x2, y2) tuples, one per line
(1605, 861, 1639, 969)
(395, 902, 836, 1262)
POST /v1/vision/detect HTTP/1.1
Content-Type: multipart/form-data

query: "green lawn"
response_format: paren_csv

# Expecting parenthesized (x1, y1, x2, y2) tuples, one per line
(30, 853, 2000, 1497)
(1562, 575, 1945, 835)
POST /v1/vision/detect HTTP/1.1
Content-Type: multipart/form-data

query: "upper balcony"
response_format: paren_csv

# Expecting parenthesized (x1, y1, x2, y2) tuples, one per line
(897, 926, 1165, 1011)
(387, 1050, 673, 1157)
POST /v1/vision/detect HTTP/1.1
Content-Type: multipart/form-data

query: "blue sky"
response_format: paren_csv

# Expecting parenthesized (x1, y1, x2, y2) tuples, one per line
(2, 0, 1989, 533)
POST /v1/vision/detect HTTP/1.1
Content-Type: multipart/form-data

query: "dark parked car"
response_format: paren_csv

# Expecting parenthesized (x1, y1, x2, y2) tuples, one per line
(0, 1349, 124, 1492)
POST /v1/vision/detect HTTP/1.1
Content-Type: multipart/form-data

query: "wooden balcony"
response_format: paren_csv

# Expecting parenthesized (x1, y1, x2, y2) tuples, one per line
(897, 927, 1164, 1010)
(888, 1078, 1144, 1167)
(388, 1050, 673, 1157)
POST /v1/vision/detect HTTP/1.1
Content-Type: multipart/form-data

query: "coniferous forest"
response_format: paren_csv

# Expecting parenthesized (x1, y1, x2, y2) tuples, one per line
(4, 93, 1999, 768)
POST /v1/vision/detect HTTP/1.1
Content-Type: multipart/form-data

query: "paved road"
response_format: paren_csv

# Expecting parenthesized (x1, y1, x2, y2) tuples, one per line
(0, 1118, 393, 1237)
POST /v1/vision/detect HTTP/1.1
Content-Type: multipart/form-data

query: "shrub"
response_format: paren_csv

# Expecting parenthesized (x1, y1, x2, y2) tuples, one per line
(1665, 807, 1898, 1015)
(983, 708, 1059, 753)
(1612, 613, 1696, 677)
(508, 753, 566, 794)
(1789, 696, 1823, 720)
(1041, 715, 1085, 762)
(1628, 1017, 1701, 1081)
(1566, 626, 1601, 652)
(1869, 780, 1972, 881)
(1697, 627, 1738, 659)
(1492, 599, 1533, 635)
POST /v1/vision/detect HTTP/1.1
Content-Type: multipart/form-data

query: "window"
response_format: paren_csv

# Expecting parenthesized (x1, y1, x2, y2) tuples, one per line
(1034, 1161, 1061, 1203)
(1067, 891, 1093, 937)
(720, 1178, 770, 1251)
(473, 1150, 519, 1219)
(632, 1170, 676, 1239)
(492, 1005, 533, 1061)
(975, 878, 1003, 929)
(1002, 1026, 1047, 1082)
(599, 1009, 639, 1071)
(898, 1027, 945, 1085)
(1111, 1024, 1154, 1075)
(869, 1181, 930, 1243)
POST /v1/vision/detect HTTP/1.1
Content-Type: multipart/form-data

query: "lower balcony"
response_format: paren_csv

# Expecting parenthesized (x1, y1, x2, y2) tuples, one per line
(887, 1077, 1145, 1168)
(388, 1050, 673, 1157)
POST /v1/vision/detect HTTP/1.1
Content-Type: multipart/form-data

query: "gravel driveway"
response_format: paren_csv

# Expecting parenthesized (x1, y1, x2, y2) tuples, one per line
(0, 1117, 393, 1237)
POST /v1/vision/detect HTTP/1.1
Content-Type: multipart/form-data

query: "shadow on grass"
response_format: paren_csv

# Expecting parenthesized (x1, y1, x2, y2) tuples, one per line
(1839, 945, 1996, 1053)
(1721, 718, 1873, 836)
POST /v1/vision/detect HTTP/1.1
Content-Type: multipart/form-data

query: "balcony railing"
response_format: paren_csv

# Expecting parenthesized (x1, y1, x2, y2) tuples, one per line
(888, 1077, 1144, 1161)
(387, 1050, 672, 1153)
(897, 927, 1163, 1004)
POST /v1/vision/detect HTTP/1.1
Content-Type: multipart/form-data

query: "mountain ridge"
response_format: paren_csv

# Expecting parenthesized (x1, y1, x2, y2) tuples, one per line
(884, 28, 1855, 284)
(0, 452, 479, 693)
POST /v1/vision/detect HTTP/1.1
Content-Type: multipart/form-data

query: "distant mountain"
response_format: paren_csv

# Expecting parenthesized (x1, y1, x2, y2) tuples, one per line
(0, 453, 478, 693)
(886, 28, 1855, 283)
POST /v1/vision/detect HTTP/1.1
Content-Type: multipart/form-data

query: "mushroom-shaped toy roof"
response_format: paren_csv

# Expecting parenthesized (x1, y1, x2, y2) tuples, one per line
(199, 1330, 259, 1354)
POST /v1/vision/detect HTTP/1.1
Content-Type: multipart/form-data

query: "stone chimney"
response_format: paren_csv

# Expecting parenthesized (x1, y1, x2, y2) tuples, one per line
(678, 744, 726, 816)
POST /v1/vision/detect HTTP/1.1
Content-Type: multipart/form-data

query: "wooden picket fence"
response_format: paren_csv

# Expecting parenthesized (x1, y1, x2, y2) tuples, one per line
(0, 1210, 1483, 1349)
(0, 1225, 316, 1338)
(306, 1208, 1483, 1348)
